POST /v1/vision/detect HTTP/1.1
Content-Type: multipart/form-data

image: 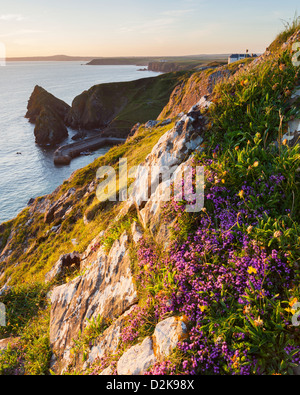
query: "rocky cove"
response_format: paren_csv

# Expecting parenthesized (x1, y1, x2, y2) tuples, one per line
(0, 27, 300, 376)
(25, 72, 192, 165)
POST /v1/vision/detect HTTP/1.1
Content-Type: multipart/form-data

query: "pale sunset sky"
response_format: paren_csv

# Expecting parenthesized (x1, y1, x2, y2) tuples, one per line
(0, 0, 299, 57)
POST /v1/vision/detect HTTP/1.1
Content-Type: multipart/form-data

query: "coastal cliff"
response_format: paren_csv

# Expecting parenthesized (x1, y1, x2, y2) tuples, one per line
(148, 62, 181, 73)
(65, 72, 190, 137)
(28, 72, 190, 148)
(1, 27, 300, 375)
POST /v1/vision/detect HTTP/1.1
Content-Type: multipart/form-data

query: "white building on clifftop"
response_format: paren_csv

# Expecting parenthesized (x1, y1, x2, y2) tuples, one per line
(228, 53, 257, 64)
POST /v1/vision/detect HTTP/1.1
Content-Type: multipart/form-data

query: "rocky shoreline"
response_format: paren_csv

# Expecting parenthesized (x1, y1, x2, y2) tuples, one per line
(53, 136, 126, 165)
(26, 73, 189, 164)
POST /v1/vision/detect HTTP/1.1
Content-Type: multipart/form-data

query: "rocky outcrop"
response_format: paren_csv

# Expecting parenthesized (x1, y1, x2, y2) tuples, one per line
(117, 337, 156, 375)
(282, 86, 300, 146)
(84, 305, 137, 369)
(44, 187, 76, 224)
(48, 99, 206, 372)
(45, 252, 81, 283)
(26, 86, 70, 124)
(153, 316, 188, 359)
(65, 84, 128, 131)
(33, 106, 69, 147)
(26, 85, 70, 147)
(125, 101, 208, 238)
(84, 316, 188, 375)
(116, 317, 188, 375)
(49, 231, 138, 373)
(0, 337, 20, 352)
(159, 67, 231, 119)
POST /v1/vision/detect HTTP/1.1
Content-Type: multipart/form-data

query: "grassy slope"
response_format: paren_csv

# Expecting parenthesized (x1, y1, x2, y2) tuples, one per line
(0, 119, 177, 374)
(68, 71, 191, 134)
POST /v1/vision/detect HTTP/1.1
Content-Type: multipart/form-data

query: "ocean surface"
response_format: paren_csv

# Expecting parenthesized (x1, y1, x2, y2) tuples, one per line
(0, 61, 161, 223)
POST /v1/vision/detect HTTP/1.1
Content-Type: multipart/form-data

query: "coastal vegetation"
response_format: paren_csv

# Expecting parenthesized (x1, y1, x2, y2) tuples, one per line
(0, 22, 300, 375)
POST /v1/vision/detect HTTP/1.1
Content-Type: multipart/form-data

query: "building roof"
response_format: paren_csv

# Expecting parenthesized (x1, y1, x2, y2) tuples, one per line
(229, 53, 257, 58)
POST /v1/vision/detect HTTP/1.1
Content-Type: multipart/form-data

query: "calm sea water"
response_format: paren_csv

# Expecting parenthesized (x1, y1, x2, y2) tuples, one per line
(0, 61, 161, 223)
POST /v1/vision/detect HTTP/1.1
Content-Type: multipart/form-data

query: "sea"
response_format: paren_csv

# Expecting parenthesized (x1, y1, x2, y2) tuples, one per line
(0, 61, 161, 223)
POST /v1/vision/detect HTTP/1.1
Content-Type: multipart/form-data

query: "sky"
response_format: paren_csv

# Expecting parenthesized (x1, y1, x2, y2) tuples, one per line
(0, 0, 299, 57)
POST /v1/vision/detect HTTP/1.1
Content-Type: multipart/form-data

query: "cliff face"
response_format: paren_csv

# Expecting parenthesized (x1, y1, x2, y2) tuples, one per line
(26, 85, 70, 124)
(27, 72, 190, 145)
(1, 28, 300, 376)
(65, 82, 130, 131)
(65, 72, 190, 137)
(158, 66, 239, 119)
(26, 85, 70, 147)
(148, 62, 181, 73)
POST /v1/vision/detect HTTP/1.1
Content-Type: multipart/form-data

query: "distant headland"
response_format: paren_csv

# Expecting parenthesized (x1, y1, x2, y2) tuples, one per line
(6, 55, 96, 62)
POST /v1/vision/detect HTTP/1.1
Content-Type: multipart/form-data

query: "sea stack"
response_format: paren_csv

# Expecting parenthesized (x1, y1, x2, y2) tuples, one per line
(26, 85, 71, 147)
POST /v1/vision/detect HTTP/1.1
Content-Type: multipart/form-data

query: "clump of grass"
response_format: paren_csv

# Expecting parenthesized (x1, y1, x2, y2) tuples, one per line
(69, 314, 110, 366)
(210, 48, 300, 148)
(0, 283, 52, 375)
(269, 13, 300, 52)
(0, 282, 50, 339)
(101, 213, 138, 253)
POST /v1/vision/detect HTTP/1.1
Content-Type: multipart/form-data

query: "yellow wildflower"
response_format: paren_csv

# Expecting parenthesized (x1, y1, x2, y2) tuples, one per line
(232, 354, 240, 369)
(248, 266, 257, 275)
(289, 297, 298, 307)
(286, 298, 299, 314)
(241, 79, 249, 87)
(238, 190, 245, 199)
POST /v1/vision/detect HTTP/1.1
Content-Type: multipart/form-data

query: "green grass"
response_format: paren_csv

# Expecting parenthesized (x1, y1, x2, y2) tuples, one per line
(210, 48, 300, 149)
(0, 118, 174, 288)
(69, 71, 190, 134)
(0, 283, 51, 375)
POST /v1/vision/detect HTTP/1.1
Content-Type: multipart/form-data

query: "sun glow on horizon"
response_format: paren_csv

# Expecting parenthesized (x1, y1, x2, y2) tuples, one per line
(0, 0, 298, 58)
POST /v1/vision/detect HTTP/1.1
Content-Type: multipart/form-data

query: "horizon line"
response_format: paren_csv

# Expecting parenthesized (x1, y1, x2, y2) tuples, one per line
(6, 52, 261, 61)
